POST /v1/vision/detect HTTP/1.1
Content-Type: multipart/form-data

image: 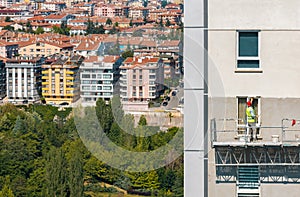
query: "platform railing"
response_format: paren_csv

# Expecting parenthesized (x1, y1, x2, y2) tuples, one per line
(282, 118, 300, 144)
(210, 118, 299, 146)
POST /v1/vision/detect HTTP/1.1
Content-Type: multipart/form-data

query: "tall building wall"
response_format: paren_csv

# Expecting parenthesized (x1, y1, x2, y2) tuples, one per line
(207, 1, 300, 196)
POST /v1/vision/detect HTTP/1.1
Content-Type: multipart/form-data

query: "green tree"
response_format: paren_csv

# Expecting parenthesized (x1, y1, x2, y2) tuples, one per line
(0, 184, 14, 197)
(138, 115, 147, 126)
(129, 19, 133, 27)
(68, 141, 84, 197)
(96, 99, 113, 133)
(121, 50, 134, 59)
(3, 25, 14, 31)
(172, 164, 183, 197)
(159, 16, 164, 27)
(26, 21, 33, 33)
(161, 0, 168, 8)
(130, 171, 160, 190)
(106, 18, 112, 26)
(86, 19, 95, 34)
(94, 24, 105, 34)
(111, 95, 124, 124)
(12, 116, 26, 134)
(45, 147, 68, 197)
(4, 16, 12, 22)
(35, 27, 44, 34)
(0, 177, 14, 197)
(165, 18, 171, 27)
(109, 26, 118, 34)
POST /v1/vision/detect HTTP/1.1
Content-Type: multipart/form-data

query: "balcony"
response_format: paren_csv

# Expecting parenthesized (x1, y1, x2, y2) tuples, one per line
(66, 76, 74, 80)
(42, 81, 49, 85)
(66, 81, 74, 85)
(66, 71, 74, 75)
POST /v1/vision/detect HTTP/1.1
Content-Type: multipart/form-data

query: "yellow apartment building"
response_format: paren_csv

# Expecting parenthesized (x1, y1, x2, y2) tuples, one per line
(42, 55, 84, 105)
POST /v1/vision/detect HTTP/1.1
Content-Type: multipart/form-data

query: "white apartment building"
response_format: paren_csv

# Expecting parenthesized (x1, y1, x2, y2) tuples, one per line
(6, 58, 42, 104)
(80, 55, 122, 105)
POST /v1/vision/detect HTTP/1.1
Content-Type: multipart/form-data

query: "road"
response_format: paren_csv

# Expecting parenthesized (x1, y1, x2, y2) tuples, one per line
(165, 87, 184, 110)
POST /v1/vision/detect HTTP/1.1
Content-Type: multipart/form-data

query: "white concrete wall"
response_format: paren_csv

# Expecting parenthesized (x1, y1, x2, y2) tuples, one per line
(208, 30, 300, 98)
(209, 0, 300, 30)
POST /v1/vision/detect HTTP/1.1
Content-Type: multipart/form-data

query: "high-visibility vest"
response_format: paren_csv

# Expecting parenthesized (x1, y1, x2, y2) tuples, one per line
(246, 106, 255, 123)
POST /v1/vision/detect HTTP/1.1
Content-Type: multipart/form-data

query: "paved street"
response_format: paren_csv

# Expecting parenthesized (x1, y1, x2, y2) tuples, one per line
(165, 87, 184, 110)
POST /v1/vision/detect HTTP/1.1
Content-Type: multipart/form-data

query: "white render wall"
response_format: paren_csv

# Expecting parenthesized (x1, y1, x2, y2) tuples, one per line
(209, 0, 300, 30)
(208, 30, 300, 98)
(208, 0, 300, 98)
(184, 0, 207, 196)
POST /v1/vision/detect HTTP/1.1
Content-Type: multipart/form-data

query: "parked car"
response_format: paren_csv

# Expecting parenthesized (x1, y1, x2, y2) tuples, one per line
(179, 97, 184, 104)
(172, 90, 177, 96)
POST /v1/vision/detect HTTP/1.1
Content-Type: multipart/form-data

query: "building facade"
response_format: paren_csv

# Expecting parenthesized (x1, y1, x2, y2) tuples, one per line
(0, 60, 5, 100)
(6, 58, 43, 104)
(80, 55, 122, 105)
(41, 55, 84, 105)
(19, 41, 74, 58)
(119, 56, 164, 102)
(207, 1, 300, 197)
(0, 41, 18, 58)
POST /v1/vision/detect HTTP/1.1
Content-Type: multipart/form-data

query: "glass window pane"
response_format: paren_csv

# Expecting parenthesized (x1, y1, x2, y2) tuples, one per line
(239, 32, 258, 57)
(237, 60, 259, 68)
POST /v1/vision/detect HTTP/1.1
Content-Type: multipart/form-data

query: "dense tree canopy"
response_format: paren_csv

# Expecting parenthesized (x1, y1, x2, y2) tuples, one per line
(0, 100, 183, 196)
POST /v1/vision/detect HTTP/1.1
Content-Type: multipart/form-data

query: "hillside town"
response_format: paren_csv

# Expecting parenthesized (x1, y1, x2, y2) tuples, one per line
(0, 0, 184, 115)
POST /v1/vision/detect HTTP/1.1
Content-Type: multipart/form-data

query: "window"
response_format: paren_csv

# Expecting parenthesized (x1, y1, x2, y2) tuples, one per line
(82, 74, 90, 78)
(237, 31, 260, 69)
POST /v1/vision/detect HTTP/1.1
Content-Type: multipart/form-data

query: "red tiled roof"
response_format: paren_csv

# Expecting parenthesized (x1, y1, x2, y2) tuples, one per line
(45, 14, 67, 20)
(0, 22, 13, 27)
(75, 39, 101, 51)
(103, 55, 119, 63)
(83, 55, 98, 63)
(28, 16, 45, 21)
(122, 56, 160, 69)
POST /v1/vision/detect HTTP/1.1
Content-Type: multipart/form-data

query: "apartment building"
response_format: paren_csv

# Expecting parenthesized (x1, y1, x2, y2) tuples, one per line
(44, 14, 75, 25)
(19, 41, 74, 58)
(41, 2, 66, 11)
(184, 1, 300, 197)
(0, 60, 5, 100)
(0, 41, 18, 58)
(119, 56, 164, 111)
(41, 55, 84, 105)
(94, 4, 122, 17)
(6, 58, 43, 104)
(128, 7, 148, 19)
(80, 55, 122, 105)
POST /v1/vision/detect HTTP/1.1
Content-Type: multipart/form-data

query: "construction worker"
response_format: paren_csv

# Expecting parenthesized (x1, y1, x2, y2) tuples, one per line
(246, 99, 257, 141)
